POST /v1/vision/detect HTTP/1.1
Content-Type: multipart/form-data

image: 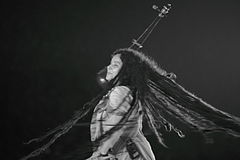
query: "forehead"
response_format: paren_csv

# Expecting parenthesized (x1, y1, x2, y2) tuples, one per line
(111, 54, 122, 63)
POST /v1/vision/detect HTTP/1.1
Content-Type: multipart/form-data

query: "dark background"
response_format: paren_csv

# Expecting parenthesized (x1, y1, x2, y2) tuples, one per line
(4, 0, 240, 159)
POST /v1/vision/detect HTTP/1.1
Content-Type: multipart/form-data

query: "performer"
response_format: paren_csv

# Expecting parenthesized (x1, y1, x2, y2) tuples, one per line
(21, 48, 240, 160)
(88, 51, 155, 160)
(20, 5, 240, 160)
(86, 48, 240, 160)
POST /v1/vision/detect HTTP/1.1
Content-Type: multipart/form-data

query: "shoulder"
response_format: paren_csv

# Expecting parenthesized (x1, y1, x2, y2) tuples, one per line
(109, 86, 133, 109)
(110, 86, 132, 101)
(111, 86, 131, 95)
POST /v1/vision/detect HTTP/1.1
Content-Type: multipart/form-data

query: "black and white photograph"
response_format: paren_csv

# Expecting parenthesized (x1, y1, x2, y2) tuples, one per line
(4, 0, 240, 160)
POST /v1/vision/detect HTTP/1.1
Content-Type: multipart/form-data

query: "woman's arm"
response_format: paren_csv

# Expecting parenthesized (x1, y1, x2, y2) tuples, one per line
(98, 86, 134, 154)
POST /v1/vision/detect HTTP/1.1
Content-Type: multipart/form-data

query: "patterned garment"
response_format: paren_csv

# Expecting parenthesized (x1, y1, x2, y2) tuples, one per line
(87, 86, 155, 160)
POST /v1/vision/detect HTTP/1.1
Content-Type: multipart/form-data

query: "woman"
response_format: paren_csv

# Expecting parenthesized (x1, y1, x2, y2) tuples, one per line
(21, 48, 240, 160)
(87, 48, 240, 159)
(88, 53, 155, 159)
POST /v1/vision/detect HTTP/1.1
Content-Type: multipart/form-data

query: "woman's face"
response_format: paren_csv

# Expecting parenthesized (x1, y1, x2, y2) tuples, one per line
(106, 54, 123, 81)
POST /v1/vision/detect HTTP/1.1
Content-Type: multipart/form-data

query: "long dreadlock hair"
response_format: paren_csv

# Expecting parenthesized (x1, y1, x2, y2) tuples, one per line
(21, 48, 240, 160)
(96, 48, 240, 147)
(116, 48, 240, 138)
